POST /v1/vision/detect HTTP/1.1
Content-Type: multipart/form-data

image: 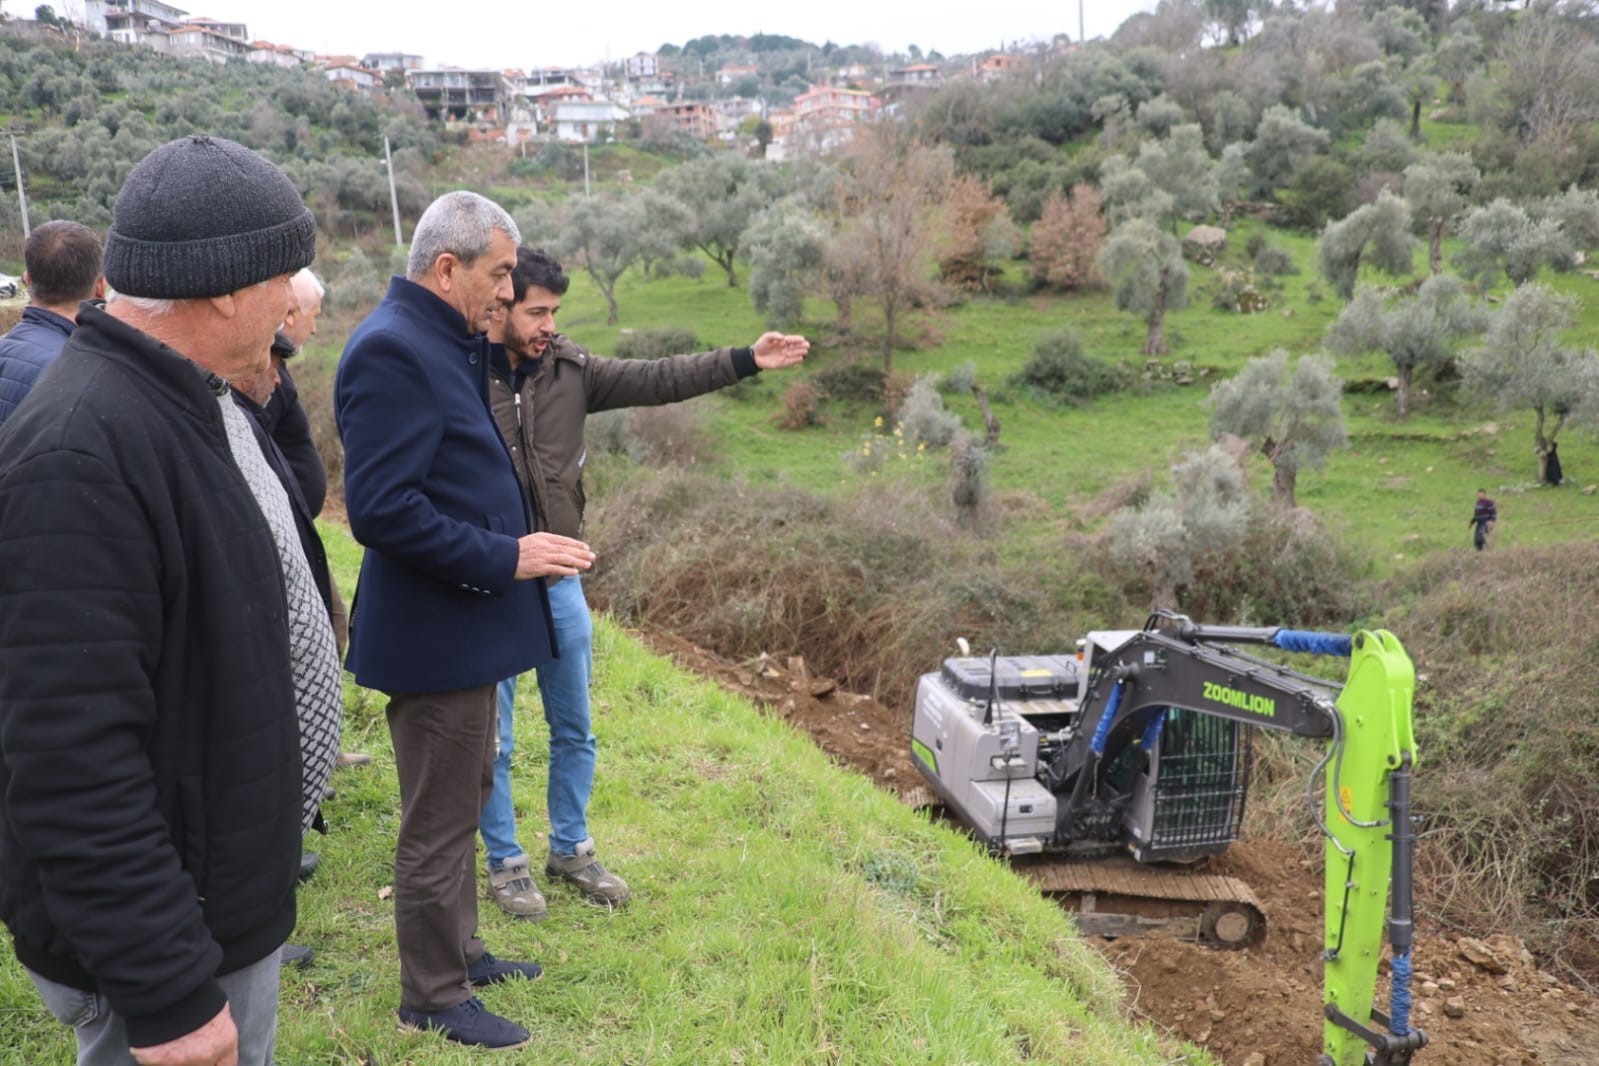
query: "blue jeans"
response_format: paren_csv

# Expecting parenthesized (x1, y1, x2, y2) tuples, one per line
(480, 575, 596, 867)
(28, 948, 283, 1066)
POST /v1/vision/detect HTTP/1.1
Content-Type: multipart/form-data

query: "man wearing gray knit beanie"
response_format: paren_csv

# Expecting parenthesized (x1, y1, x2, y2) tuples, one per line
(0, 134, 325, 1066)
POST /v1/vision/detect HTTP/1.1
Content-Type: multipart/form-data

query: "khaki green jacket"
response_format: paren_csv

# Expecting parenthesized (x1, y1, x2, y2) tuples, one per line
(488, 333, 757, 540)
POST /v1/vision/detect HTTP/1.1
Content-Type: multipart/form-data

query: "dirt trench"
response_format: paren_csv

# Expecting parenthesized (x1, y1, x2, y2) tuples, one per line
(634, 626, 1599, 1066)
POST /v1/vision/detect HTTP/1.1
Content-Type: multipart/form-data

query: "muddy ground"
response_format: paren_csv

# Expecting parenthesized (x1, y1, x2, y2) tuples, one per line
(635, 626, 1599, 1066)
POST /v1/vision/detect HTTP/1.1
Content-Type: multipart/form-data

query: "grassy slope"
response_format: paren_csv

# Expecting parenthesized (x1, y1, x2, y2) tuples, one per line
(0, 527, 1197, 1066)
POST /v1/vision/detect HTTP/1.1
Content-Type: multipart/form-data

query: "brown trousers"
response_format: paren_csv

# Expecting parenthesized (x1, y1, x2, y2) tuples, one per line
(385, 685, 497, 1011)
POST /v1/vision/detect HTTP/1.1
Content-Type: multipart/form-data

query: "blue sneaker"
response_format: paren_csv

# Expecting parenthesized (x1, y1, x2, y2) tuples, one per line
(398, 996, 529, 1049)
(467, 950, 543, 986)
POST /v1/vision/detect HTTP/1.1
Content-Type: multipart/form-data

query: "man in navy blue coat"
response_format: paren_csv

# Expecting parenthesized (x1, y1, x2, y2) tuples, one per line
(335, 191, 595, 1051)
(0, 220, 104, 430)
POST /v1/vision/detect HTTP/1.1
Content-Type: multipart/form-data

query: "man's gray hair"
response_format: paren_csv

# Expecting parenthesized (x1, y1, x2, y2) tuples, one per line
(108, 292, 176, 317)
(406, 191, 521, 281)
(294, 267, 325, 300)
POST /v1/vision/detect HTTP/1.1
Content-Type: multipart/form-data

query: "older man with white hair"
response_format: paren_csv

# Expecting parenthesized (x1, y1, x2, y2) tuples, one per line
(0, 133, 332, 1066)
(336, 190, 594, 1050)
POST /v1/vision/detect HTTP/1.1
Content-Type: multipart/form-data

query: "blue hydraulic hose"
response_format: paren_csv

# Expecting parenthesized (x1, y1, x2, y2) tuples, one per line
(1138, 709, 1167, 751)
(1089, 681, 1125, 756)
(1273, 629, 1352, 657)
(1389, 950, 1414, 1035)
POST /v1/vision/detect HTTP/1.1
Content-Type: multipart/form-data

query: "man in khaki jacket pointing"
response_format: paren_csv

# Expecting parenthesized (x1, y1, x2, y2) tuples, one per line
(479, 245, 807, 919)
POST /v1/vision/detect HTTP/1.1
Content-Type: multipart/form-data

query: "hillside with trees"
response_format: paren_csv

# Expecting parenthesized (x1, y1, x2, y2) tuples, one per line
(7, 2, 1599, 1057)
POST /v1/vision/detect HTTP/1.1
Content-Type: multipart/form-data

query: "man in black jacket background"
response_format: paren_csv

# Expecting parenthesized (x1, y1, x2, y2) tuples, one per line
(0, 134, 323, 1066)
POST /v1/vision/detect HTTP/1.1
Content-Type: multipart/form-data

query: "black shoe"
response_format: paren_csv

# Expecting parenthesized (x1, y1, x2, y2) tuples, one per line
(466, 950, 542, 986)
(398, 996, 529, 1049)
(281, 943, 315, 970)
(298, 851, 320, 883)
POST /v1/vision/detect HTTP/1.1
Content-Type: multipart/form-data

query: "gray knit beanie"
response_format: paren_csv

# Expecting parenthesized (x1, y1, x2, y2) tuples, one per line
(103, 134, 316, 299)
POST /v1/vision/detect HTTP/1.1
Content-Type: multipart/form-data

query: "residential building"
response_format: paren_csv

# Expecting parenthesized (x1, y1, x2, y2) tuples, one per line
(644, 101, 715, 142)
(550, 99, 631, 142)
(978, 53, 1024, 82)
(248, 40, 302, 69)
(166, 22, 250, 62)
(791, 84, 877, 153)
(717, 62, 758, 87)
(407, 67, 513, 123)
(624, 51, 658, 79)
(82, 0, 187, 47)
(181, 15, 246, 41)
(323, 62, 379, 91)
(715, 95, 761, 131)
(362, 52, 424, 76)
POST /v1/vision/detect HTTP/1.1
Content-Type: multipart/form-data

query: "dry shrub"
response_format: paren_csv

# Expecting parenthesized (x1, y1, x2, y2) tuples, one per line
(581, 465, 1132, 710)
(585, 403, 707, 465)
(774, 379, 823, 429)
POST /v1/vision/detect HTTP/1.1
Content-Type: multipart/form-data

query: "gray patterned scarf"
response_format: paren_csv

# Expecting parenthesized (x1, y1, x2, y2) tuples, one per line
(218, 394, 343, 834)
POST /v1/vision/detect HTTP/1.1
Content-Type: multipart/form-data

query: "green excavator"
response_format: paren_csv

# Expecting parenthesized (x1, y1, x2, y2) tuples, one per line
(909, 612, 1426, 1066)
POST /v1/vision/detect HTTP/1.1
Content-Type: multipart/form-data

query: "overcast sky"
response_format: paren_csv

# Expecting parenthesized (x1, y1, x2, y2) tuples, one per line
(116, 1, 1158, 70)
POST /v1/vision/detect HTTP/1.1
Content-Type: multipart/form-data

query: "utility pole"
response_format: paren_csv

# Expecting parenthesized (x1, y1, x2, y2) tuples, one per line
(1080, 0, 1086, 43)
(383, 135, 402, 247)
(9, 133, 28, 239)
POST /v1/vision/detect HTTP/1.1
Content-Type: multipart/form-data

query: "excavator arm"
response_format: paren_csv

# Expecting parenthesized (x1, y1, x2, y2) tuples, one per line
(1056, 617, 1426, 1066)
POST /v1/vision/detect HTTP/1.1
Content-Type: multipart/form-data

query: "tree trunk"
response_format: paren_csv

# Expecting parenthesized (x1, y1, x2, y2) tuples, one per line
(718, 250, 738, 287)
(1396, 364, 1412, 418)
(1271, 462, 1297, 508)
(1410, 98, 1423, 141)
(881, 299, 897, 375)
(971, 383, 1001, 447)
(595, 275, 620, 325)
(1533, 405, 1566, 483)
(1144, 269, 1169, 356)
(1429, 219, 1444, 274)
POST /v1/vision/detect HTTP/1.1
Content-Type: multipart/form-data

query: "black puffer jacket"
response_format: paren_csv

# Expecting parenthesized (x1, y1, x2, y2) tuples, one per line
(0, 304, 301, 1049)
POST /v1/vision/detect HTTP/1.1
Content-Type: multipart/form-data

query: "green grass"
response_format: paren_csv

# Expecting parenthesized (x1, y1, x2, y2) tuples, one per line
(0, 526, 1198, 1066)
(527, 235, 1595, 581)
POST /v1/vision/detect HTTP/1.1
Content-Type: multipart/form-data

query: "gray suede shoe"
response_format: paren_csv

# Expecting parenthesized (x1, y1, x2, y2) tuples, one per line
(545, 837, 630, 908)
(486, 857, 548, 921)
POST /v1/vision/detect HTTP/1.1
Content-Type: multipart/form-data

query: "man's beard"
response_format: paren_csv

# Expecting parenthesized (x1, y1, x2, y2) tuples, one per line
(504, 318, 546, 364)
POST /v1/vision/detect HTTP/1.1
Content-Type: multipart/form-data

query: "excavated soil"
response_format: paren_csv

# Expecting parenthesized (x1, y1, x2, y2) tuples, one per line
(634, 625, 1599, 1066)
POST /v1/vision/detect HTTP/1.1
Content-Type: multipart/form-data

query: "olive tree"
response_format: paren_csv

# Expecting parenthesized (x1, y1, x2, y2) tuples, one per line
(1098, 218, 1190, 356)
(1107, 445, 1251, 612)
(1458, 283, 1599, 484)
(546, 191, 652, 322)
(1317, 190, 1419, 300)
(1325, 273, 1487, 418)
(654, 154, 786, 287)
(1403, 151, 1479, 274)
(1208, 349, 1348, 507)
(1244, 104, 1331, 198)
(1135, 123, 1219, 236)
(742, 201, 826, 329)
(1453, 198, 1575, 289)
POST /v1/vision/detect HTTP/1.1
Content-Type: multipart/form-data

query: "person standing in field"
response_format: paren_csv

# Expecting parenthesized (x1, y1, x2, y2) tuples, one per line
(478, 246, 808, 920)
(335, 191, 594, 1051)
(0, 133, 321, 1066)
(1469, 488, 1497, 551)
